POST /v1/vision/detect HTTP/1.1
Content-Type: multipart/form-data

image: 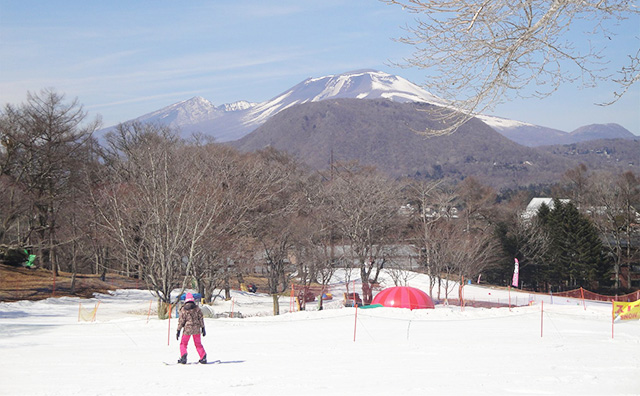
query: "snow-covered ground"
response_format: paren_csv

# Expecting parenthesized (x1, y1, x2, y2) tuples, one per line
(1, 271, 638, 395)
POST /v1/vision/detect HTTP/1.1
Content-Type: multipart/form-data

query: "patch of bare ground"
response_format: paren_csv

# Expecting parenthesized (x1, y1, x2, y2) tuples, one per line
(0, 263, 140, 302)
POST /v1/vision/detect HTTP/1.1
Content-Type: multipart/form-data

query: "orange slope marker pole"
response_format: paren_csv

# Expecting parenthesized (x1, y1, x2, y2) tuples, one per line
(92, 301, 101, 322)
(352, 280, 356, 306)
(290, 284, 295, 313)
(146, 300, 153, 324)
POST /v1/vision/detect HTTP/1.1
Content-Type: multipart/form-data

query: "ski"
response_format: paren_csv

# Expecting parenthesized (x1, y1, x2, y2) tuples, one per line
(163, 359, 221, 366)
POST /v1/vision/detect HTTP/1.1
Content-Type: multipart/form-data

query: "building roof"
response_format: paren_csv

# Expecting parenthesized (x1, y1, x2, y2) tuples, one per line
(523, 198, 570, 219)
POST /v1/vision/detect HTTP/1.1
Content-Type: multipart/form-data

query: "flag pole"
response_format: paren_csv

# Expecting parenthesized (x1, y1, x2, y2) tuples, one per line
(510, 258, 519, 311)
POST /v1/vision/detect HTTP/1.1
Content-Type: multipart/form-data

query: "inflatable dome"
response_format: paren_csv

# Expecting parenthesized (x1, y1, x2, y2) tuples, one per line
(371, 286, 435, 310)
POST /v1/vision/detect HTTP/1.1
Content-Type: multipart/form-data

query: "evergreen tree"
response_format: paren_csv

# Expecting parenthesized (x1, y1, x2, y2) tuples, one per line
(538, 199, 604, 290)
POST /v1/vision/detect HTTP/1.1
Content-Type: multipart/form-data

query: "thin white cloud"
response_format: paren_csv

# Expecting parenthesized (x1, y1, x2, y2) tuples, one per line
(87, 90, 206, 110)
(70, 50, 143, 72)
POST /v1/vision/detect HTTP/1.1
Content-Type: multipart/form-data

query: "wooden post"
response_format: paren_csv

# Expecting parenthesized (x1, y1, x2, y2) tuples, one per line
(167, 303, 172, 346)
(231, 298, 235, 318)
(540, 301, 544, 338)
(611, 300, 615, 339)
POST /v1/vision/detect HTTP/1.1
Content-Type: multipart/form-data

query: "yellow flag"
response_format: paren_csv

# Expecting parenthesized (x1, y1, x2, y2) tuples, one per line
(613, 299, 640, 321)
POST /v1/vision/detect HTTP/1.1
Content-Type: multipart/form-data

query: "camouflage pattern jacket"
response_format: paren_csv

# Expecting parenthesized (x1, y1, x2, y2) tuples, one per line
(177, 302, 205, 335)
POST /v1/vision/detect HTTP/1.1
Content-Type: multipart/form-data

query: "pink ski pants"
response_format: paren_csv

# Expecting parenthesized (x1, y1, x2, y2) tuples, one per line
(180, 334, 206, 359)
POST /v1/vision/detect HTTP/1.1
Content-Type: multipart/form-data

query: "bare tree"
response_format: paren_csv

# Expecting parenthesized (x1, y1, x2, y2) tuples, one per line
(0, 89, 100, 276)
(383, 0, 639, 135)
(326, 163, 404, 305)
(94, 123, 222, 317)
(186, 143, 267, 303)
(561, 164, 591, 208)
(455, 177, 498, 245)
(383, 244, 418, 287)
(294, 174, 341, 310)
(54, 140, 104, 291)
(405, 179, 455, 297)
(424, 215, 500, 301)
(247, 148, 307, 315)
(585, 170, 640, 290)
(406, 178, 501, 299)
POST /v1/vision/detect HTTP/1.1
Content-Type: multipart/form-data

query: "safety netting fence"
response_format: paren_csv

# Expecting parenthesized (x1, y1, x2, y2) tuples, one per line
(552, 287, 639, 302)
(77, 301, 100, 322)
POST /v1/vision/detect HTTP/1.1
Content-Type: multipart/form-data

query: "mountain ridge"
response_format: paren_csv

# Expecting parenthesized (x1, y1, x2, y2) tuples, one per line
(229, 99, 639, 189)
(99, 70, 636, 146)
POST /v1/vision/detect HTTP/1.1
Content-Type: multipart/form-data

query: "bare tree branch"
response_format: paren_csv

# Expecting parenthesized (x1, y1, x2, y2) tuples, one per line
(383, 0, 639, 135)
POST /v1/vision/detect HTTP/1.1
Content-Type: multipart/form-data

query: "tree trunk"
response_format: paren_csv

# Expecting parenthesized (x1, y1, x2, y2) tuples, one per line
(272, 294, 280, 316)
(614, 264, 620, 290)
(224, 269, 231, 300)
(70, 238, 78, 293)
(158, 300, 172, 319)
(70, 272, 76, 294)
(318, 286, 324, 311)
(198, 281, 206, 303)
(362, 281, 372, 306)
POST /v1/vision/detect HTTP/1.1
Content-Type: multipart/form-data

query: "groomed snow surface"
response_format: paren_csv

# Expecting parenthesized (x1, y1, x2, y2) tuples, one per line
(1, 270, 638, 396)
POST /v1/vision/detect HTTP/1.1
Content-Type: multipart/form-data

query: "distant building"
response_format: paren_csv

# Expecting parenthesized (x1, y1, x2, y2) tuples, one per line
(522, 197, 570, 220)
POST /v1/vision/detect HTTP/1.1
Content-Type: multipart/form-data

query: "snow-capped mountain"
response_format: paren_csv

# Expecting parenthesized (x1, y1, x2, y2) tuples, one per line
(476, 114, 572, 146)
(478, 115, 636, 147)
(123, 96, 257, 132)
(241, 69, 447, 131)
(102, 70, 448, 142)
(100, 69, 635, 145)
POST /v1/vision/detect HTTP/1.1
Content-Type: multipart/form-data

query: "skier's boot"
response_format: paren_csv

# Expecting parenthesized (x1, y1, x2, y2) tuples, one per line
(178, 353, 187, 364)
(199, 354, 207, 364)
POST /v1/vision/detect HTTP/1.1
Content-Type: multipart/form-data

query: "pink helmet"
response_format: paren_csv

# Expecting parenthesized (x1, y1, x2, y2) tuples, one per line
(185, 293, 194, 303)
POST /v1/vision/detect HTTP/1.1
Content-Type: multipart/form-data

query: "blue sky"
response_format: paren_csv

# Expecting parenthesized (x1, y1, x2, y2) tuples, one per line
(1, 1, 638, 135)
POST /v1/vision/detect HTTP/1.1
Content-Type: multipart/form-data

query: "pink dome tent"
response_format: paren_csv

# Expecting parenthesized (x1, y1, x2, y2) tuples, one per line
(372, 286, 435, 310)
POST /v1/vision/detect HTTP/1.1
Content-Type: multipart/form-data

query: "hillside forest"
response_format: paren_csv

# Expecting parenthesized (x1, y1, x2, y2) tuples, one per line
(1, 90, 638, 316)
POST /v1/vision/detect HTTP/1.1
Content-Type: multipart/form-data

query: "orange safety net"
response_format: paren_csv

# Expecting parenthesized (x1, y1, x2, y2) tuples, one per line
(553, 287, 640, 302)
(78, 301, 100, 322)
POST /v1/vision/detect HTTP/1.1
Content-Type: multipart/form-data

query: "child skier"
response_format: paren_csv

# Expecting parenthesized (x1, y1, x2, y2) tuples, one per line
(176, 293, 207, 364)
